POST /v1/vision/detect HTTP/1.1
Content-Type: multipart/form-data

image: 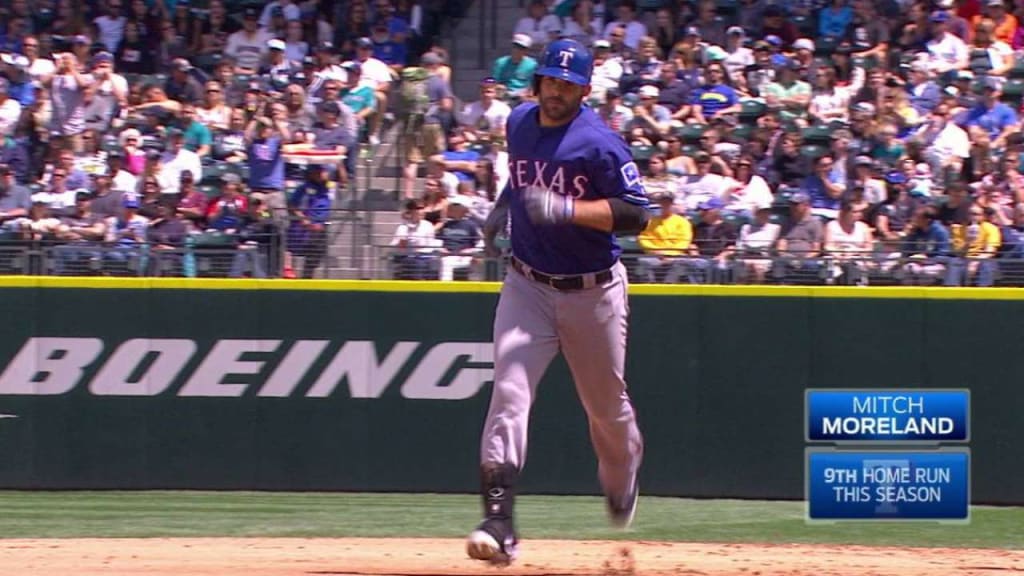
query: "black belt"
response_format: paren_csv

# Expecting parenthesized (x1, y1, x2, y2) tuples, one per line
(510, 257, 613, 291)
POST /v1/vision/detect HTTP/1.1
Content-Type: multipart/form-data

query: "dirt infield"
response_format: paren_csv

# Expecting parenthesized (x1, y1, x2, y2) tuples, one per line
(2, 537, 1021, 576)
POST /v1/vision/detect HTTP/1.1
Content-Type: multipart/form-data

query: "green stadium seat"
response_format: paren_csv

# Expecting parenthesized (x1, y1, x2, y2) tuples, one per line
(1002, 78, 1024, 97)
(1009, 57, 1024, 79)
(731, 124, 754, 141)
(193, 230, 236, 248)
(800, 144, 829, 160)
(678, 123, 707, 144)
(739, 99, 767, 123)
(200, 184, 220, 199)
(801, 125, 832, 146)
(618, 236, 641, 252)
(630, 144, 654, 160)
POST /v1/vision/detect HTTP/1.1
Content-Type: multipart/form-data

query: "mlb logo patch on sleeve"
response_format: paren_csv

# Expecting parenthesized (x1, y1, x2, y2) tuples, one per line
(620, 162, 641, 187)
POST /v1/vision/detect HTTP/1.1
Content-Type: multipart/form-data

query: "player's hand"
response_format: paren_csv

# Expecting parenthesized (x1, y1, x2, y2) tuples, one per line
(523, 186, 574, 226)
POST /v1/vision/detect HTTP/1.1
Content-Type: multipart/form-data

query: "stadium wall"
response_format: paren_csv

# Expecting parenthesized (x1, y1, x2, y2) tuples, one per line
(0, 279, 1019, 504)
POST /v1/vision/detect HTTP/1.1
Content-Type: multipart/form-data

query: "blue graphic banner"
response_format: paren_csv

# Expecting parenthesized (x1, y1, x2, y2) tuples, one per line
(806, 450, 970, 521)
(806, 389, 969, 443)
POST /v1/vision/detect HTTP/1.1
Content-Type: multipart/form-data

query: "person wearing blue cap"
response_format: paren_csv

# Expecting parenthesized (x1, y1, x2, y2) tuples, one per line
(925, 10, 968, 74)
(102, 193, 149, 273)
(225, 6, 274, 74)
(763, 58, 811, 123)
(684, 195, 737, 283)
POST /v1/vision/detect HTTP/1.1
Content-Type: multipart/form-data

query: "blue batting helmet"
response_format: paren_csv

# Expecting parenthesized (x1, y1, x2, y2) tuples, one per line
(534, 39, 593, 86)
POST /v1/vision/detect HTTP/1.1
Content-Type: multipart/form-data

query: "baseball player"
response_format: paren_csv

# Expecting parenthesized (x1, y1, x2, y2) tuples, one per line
(466, 39, 650, 565)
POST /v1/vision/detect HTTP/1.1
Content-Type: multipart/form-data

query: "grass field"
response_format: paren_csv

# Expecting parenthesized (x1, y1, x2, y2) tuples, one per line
(1, 491, 1021, 549)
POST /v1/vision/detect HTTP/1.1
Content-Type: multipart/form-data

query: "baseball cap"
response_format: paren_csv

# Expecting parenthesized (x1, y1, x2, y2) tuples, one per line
(449, 195, 473, 208)
(698, 197, 725, 211)
(355, 37, 373, 48)
(73, 34, 90, 45)
(727, 26, 744, 36)
(694, 150, 712, 163)
(271, 5, 284, 16)
(684, 26, 701, 37)
(593, 39, 611, 49)
(317, 41, 336, 53)
(173, 58, 193, 72)
(793, 38, 815, 52)
(75, 190, 92, 202)
(122, 194, 140, 209)
(319, 101, 341, 115)
(854, 155, 874, 166)
(790, 191, 810, 204)
(512, 33, 533, 48)
(267, 38, 286, 51)
(987, 0, 1004, 7)
(535, 39, 592, 86)
(638, 84, 660, 99)
(930, 10, 950, 22)
(107, 149, 124, 159)
(853, 101, 876, 115)
(92, 51, 113, 65)
(765, 35, 783, 48)
(421, 51, 442, 66)
(243, 6, 259, 18)
(651, 191, 674, 203)
(885, 171, 907, 184)
(222, 173, 241, 184)
(341, 60, 361, 72)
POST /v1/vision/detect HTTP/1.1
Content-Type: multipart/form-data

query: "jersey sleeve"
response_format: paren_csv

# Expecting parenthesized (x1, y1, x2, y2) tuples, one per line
(591, 133, 650, 207)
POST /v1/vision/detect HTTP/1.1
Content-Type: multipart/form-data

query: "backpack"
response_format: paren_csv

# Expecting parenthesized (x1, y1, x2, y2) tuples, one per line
(398, 67, 431, 128)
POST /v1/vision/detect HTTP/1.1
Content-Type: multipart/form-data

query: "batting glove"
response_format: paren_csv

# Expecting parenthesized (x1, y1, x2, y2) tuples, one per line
(523, 186, 575, 226)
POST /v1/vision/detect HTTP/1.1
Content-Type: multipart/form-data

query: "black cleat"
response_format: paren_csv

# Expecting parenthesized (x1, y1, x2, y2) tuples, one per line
(607, 478, 639, 529)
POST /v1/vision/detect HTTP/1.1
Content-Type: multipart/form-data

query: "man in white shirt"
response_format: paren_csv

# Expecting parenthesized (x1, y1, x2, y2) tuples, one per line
(913, 102, 970, 175)
(259, 0, 301, 29)
(0, 80, 22, 137)
(589, 40, 624, 101)
(926, 11, 968, 74)
(22, 37, 55, 84)
(353, 37, 394, 126)
(391, 198, 439, 279)
(457, 78, 511, 146)
(513, 0, 563, 49)
(106, 151, 138, 194)
(158, 131, 203, 195)
(602, 0, 647, 50)
(225, 6, 272, 73)
(93, 0, 126, 53)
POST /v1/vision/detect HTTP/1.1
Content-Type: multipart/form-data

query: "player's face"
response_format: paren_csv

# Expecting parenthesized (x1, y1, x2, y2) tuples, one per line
(538, 76, 590, 126)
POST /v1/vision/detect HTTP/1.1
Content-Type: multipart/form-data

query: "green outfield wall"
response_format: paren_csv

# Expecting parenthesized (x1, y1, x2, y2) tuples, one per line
(0, 279, 1020, 504)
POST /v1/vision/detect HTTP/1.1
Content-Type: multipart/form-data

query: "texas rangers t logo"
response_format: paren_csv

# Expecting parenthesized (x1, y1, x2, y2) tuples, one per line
(558, 50, 573, 67)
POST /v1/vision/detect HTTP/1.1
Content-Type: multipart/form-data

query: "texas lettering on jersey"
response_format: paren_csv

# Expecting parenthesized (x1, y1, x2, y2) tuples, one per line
(508, 159, 591, 199)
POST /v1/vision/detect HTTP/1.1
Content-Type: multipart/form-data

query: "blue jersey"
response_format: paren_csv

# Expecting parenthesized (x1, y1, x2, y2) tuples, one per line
(505, 102, 649, 275)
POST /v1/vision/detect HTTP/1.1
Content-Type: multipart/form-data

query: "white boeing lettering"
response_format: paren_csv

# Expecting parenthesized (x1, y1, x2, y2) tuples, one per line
(90, 339, 196, 396)
(401, 342, 494, 400)
(179, 340, 281, 397)
(0, 337, 103, 395)
(258, 340, 330, 397)
(305, 341, 419, 398)
(0, 337, 497, 400)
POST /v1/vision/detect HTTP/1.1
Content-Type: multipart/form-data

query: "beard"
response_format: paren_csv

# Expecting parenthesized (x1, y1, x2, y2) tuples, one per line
(539, 93, 581, 125)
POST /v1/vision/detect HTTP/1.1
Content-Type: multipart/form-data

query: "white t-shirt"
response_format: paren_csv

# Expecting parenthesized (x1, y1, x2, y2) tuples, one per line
(560, 18, 603, 46)
(458, 99, 511, 132)
(391, 219, 437, 252)
(0, 98, 22, 137)
(514, 14, 564, 47)
(723, 46, 754, 80)
(826, 220, 871, 254)
(158, 149, 203, 195)
(28, 58, 56, 83)
(225, 30, 273, 71)
(811, 88, 851, 122)
(677, 172, 732, 211)
(357, 57, 393, 90)
(739, 222, 781, 253)
(259, 1, 301, 28)
(439, 171, 460, 198)
(112, 169, 138, 194)
(926, 121, 971, 160)
(602, 20, 647, 50)
(725, 175, 773, 214)
(926, 33, 968, 73)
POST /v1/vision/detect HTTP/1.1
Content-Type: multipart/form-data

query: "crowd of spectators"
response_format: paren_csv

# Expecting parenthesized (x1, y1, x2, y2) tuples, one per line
(391, 0, 1024, 285)
(0, 0, 466, 278)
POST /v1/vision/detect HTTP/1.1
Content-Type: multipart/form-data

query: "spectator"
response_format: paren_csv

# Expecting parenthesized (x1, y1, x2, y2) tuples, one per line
(947, 204, 1002, 285)
(53, 190, 106, 275)
(819, 0, 855, 38)
(636, 192, 692, 283)
(340, 62, 379, 142)
(0, 80, 22, 138)
(102, 193, 148, 272)
(0, 165, 31, 227)
(763, 60, 811, 123)
(961, 77, 1017, 147)
(686, 197, 737, 283)
(515, 0, 562, 48)
(691, 61, 741, 123)
(901, 205, 951, 285)
(175, 170, 208, 228)
(436, 195, 480, 281)
(229, 194, 277, 278)
(824, 200, 874, 284)
(590, 40, 624, 101)
(390, 198, 438, 280)
(736, 206, 782, 284)
(288, 164, 332, 279)
(49, 52, 94, 153)
(179, 104, 213, 158)
(158, 129, 202, 194)
(809, 68, 851, 124)
(562, 0, 603, 47)
(225, 6, 272, 74)
(969, 19, 1014, 76)
(146, 198, 193, 276)
(352, 36, 394, 134)
(264, 39, 299, 91)
(370, 20, 408, 72)
(283, 19, 309, 64)
(677, 151, 734, 211)
(197, 81, 232, 132)
(970, 0, 1018, 45)
(627, 85, 671, 144)
(927, 11, 969, 74)
(641, 154, 680, 199)
(775, 192, 825, 280)
(457, 77, 511, 149)
(492, 34, 538, 102)
(214, 109, 249, 164)
(723, 156, 773, 216)
(603, 0, 647, 50)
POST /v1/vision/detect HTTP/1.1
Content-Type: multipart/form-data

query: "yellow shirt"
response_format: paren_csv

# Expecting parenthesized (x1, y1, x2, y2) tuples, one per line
(950, 221, 1002, 256)
(638, 213, 692, 256)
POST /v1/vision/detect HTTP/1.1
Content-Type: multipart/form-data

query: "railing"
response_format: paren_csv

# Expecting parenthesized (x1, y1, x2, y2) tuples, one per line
(4, 224, 1023, 287)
